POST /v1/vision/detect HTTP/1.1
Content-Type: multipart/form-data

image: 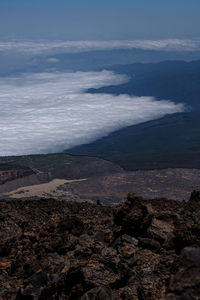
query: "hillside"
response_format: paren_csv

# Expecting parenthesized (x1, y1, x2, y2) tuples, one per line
(68, 112, 200, 170)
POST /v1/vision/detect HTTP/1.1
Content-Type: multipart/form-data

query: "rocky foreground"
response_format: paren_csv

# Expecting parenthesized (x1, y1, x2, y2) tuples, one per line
(0, 192, 200, 299)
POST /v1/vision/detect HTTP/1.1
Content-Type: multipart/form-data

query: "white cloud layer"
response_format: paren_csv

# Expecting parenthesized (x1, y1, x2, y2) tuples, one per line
(0, 71, 184, 156)
(0, 39, 200, 55)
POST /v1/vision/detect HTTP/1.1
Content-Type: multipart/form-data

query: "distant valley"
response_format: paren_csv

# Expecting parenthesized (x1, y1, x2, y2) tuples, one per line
(0, 154, 200, 204)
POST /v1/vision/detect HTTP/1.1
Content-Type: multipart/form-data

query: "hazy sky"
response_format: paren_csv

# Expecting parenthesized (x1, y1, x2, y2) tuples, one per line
(0, 0, 199, 40)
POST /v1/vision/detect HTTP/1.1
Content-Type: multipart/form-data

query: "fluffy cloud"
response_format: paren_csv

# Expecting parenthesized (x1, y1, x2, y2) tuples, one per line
(0, 71, 184, 156)
(0, 39, 200, 55)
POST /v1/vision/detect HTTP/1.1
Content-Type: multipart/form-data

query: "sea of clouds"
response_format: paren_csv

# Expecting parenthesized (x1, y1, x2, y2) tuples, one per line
(0, 70, 184, 156)
(0, 39, 200, 55)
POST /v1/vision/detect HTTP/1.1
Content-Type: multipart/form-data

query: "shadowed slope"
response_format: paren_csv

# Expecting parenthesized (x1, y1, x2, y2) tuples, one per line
(68, 112, 200, 170)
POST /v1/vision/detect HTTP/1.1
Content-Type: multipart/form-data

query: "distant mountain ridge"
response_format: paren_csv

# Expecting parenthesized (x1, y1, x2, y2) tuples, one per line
(2, 48, 200, 76)
(88, 60, 200, 109)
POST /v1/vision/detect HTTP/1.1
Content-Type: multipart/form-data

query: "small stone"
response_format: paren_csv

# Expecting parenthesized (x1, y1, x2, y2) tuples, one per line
(138, 237, 161, 251)
(0, 260, 12, 270)
(81, 286, 112, 300)
(181, 247, 200, 264)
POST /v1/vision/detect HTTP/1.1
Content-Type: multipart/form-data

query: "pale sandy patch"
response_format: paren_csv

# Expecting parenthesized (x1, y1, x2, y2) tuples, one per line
(5, 178, 87, 199)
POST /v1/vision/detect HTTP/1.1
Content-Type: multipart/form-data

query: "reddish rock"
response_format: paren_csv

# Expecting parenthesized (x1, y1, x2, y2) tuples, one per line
(0, 168, 34, 185)
(0, 191, 199, 299)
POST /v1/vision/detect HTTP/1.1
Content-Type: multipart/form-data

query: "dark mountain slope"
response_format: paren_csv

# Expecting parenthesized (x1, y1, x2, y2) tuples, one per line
(67, 112, 200, 170)
(88, 60, 200, 109)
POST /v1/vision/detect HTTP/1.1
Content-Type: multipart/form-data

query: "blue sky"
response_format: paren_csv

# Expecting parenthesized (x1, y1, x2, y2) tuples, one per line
(0, 0, 199, 40)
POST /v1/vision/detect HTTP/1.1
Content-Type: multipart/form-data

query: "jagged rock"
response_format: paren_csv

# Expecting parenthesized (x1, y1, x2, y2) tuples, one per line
(17, 272, 59, 299)
(81, 286, 112, 300)
(167, 247, 200, 299)
(94, 230, 112, 243)
(181, 246, 200, 263)
(114, 196, 147, 236)
(146, 217, 175, 244)
(189, 190, 200, 203)
(0, 260, 12, 270)
(127, 192, 143, 203)
(0, 191, 200, 299)
(58, 216, 84, 236)
(138, 237, 161, 251)
(113, 234, 138, 258)
(113, 234, 138, 248)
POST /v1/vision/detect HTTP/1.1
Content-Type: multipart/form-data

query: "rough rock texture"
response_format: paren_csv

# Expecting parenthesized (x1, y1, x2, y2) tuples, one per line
(0, 191, 200, 299)
(0, 169, 34, 185)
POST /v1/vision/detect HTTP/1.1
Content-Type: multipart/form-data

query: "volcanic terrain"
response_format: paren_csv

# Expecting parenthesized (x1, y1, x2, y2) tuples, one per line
(0, 191, 200, 299)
